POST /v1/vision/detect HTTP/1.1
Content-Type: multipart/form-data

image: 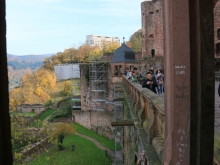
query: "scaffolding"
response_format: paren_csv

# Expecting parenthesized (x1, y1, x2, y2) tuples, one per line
(71, 97, 81, 110)
(89, 54, 108, 111)
(113, 84, 124, 165)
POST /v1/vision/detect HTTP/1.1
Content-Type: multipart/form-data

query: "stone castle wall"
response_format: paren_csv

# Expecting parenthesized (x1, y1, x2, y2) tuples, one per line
(80, 64, 92, 110)
(141, 0, 163, 57)
(17, 104, 45, 114)
(72, 110, 114, 139)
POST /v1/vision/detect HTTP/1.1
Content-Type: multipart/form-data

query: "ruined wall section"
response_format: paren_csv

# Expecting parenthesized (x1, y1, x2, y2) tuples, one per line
(154, 0, 163, 57)
(80, 64, 92, 110)
(142, 1, 154, 57)
(141, 0, 163, 58)
(17, 104, 45, 114)
(72, 110, 114, 139)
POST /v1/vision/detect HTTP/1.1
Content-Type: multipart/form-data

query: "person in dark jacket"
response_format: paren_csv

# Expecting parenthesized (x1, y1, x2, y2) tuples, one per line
(133, 67, 144, 84)
(142, 72, 158, 94)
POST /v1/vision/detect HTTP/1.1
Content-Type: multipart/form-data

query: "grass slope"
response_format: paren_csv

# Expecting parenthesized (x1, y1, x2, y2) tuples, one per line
(38, 109, 55, 121)
(49, 79, 80, 103)
(31, 109, 55, 128)
(30, 134, 111, 165)
(10, 112, 36, 117)
(71, 122, 120, 151)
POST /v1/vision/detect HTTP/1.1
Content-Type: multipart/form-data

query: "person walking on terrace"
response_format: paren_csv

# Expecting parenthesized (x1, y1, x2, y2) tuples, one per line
(133, 67, 144, 84)
(155, 68, 164, 95)
(142, 72, 158, 94)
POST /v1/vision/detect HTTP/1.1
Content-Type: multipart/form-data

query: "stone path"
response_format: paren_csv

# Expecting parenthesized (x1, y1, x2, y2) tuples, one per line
(75, 132, 114, 159)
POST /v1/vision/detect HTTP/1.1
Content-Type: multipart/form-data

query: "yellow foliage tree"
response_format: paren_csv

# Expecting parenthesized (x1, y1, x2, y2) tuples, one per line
(9, 88, 22, 111)
(50, 123, 75, 150)
(76, 44, 91, 62)
(89, 46, 103, 61)
(35, 86, 43, 96)
(9, 68, 57, 110)
(63, 80, 72, 96)
(101, 40, 120, 53)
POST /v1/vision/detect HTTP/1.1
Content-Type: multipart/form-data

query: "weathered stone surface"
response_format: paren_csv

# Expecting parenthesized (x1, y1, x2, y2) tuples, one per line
(163, 0, 215, 164)
(123, 76, 164, 164)
(72, 110, 114, 139)
(141, 0, 163, 58)
(17, 104, 45, 114)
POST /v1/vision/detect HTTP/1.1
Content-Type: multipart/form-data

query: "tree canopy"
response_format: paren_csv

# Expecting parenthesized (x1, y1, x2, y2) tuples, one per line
(9, 69, 56, 111)
(128, 29, 142, 52)
(43, 41, 120, 71)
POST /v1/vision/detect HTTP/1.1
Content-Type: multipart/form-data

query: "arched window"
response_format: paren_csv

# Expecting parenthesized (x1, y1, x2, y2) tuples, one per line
(151, 49, 155, 58)
(217, 29, 220, 40)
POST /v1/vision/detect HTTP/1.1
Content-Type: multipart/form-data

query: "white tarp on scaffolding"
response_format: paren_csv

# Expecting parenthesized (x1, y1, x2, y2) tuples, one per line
(54, 64, 80, 81)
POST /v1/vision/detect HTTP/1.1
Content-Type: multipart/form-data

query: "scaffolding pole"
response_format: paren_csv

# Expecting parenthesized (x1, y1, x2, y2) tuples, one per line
(113, 84, 124, 165)
(89, 54, 108, 111)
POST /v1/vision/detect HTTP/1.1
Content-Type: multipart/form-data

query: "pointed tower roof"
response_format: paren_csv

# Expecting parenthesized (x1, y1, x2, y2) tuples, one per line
(111, 43, 137, 63)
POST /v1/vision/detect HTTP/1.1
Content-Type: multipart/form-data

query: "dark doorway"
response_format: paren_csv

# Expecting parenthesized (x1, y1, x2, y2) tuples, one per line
(218, 29, 220, 40)
(151, 49, 155, 58)
(216, 43, 220, 56)
(135, 154, 138, 164)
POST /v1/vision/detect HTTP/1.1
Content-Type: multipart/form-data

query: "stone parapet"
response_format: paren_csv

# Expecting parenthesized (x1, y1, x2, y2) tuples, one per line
(123, 75, 164, 164)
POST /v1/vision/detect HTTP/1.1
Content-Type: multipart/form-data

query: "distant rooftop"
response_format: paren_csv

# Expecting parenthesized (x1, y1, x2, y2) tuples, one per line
(111, 43, 137, 63)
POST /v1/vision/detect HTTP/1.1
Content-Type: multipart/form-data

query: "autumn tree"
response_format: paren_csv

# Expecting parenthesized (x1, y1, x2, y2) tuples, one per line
(50, 123, 75, 150)
(129, 29, 142, 52)
(101, 40, 120, 54)
(9, 68, 57, 110)
(9, 88, 22, 111)
(63, 48, 78, 63)
(43, 57, 53, 71)
(42, 41, 119, 67)
(76, 44, 91, 62)
(63, 80, 72, 96)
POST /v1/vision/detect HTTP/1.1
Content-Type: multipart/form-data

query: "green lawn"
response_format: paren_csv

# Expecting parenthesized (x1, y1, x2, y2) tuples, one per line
(71, 122, 121, 151)
(30, 134, 112, 165)
(31, 109, 55, 128)
(38, 109, 55, 121)
(49, 79, 80, 104)
(10, 111, 36, 117)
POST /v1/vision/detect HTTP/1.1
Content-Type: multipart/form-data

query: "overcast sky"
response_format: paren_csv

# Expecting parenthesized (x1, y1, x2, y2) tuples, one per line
(6, 0, 145, 55)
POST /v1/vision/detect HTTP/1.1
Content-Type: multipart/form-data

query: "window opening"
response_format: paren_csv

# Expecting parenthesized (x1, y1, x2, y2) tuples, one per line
(218, 29, 220, 40)
(216, 43, 220, 55)
(151, 49, 155, 58)
(115, 66, 118, 76)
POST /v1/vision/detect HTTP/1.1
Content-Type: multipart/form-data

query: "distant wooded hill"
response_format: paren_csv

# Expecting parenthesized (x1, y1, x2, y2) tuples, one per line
(7, 53, 55, 90)
(7, 53, 53, 62)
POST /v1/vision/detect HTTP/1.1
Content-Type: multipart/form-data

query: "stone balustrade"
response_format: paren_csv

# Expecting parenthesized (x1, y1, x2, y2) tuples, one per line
(123, 75, 165, 164)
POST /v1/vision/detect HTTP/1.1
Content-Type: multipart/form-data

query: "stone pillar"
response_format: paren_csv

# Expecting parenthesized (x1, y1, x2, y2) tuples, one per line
(189, 0, 214, 164)
(163, 0, 214, 165)
(0, 0, 13, 164)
